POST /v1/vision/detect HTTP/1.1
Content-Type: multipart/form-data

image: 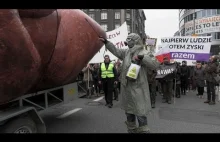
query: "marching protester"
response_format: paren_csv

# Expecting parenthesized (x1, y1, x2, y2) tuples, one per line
(147, 53, 158, 108)
(99, 33, 159, 133)
(180, 61, 190, 95)
(194, 61, 206, 99)
(92, 63, 101, 96)
(175, 62, 181, 98)
(159, 57, 175, 104)
(204, 55, 219, 105)
(98, 55, 118, 108)
(147, 68, 157, 108)
(113, 59, 122, 101)
(82, 64, 94, 98)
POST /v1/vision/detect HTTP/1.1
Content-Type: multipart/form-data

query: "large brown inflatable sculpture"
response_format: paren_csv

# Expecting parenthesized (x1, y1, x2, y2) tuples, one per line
(0, 9, 106, 105)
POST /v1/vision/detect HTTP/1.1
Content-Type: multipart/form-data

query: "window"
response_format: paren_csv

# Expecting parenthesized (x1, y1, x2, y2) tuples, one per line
(207, 9, 212, 16)
(189, 14, 193, 21)
(88, 13, 95, 19)
(101, 12, 107, 20)
(115, 12, 120, 19)
(126, 13, 130, 19)
(212, 9, 217, 15)
(217, 9, 220, 14)
(196, 11, 202, 19)
(127, 25, 131, 33)
(115, 24, 120, 29)
(101, 24, 108, 31)
(202, 10, 206, 17)
(216, 32, 220, 39)
(211, 33, 215, 39)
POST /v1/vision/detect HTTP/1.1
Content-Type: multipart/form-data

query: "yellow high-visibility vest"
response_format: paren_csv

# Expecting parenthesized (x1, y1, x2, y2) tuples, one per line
(101, 63, 114, 78)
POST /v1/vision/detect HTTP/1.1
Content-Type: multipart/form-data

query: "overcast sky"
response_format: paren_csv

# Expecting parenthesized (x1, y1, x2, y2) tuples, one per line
(144, 9, 179, 47)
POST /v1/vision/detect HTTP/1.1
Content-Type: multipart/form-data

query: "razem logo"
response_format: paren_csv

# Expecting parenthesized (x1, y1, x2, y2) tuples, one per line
(171, 52, 195, 60)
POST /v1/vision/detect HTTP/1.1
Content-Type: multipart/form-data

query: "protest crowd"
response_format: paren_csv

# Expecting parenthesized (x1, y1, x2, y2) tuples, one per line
(76, 22, 220, 133)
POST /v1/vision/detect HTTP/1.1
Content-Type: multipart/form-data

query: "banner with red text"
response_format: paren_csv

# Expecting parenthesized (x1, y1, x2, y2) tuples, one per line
(89, 22, 128, 63)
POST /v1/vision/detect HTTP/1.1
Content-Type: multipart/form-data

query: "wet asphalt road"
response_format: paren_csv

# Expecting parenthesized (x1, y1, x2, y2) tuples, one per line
(40, 90, 220, 133)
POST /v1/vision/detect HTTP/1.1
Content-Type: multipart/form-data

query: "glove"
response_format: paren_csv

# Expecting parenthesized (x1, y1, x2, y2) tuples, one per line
(99, 36, 108, 44)
(138, 55, 144, 60)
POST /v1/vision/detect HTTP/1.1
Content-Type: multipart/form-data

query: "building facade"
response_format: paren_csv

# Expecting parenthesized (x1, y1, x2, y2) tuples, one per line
(179, 9, 220, 55)
(174, 30, 180, 36)
(81, 9, 147, 42)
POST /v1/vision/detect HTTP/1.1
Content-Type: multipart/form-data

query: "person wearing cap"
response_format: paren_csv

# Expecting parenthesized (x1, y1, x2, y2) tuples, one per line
(98, 55, 118, 108)
(99, 33, 160, 133)
(180, 60, 190, 95)
(194, 61, 205, 99)
(204, 55, 219, 105)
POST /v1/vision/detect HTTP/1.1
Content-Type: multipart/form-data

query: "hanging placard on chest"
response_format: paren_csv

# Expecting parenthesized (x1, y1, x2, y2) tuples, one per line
(126, 63, 141, 80)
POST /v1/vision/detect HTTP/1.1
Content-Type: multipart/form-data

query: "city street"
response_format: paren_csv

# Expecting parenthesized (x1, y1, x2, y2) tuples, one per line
(40, 91, 220, 133)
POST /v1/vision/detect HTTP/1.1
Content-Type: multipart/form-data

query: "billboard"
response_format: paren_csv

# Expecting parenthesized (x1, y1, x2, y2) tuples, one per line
(185, 15, 220, 36)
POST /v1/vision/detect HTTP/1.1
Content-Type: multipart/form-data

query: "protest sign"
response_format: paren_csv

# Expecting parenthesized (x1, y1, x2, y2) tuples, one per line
(89, 22, 128, 63)
(160, 36, 212, 65)
(155, 64, 176, 79)
(146, 38, 157, 46)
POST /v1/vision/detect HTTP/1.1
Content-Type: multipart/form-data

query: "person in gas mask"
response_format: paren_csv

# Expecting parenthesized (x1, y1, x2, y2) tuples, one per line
(204, 56, 219, 105)
(180, 61, 190, 95)
(98, 55, 118, 108)
(99, 33, 160, 133)
(160, 57, 175, 104)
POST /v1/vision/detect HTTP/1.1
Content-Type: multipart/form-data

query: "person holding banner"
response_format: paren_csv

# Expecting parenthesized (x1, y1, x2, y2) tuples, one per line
(180, 61, 190, 95)
(99, 33, 160, 133)
(98, 55, 118, 108)
(158, 57, 176, 104)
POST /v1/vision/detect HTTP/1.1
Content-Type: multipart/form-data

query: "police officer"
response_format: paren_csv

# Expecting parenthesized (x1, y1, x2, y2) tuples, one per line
(98, 55, 118, 108)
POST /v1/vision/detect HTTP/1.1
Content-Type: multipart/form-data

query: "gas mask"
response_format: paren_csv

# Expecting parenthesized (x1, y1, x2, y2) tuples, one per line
(124, 33, 141, 48)
(125, 38, 135, 48)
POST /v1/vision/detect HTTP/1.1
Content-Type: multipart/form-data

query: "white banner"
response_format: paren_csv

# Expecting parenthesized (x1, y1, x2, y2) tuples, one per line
(185, 15, 220, 36)
(89, 22, 128, 63)
(161, 36, 212, 65)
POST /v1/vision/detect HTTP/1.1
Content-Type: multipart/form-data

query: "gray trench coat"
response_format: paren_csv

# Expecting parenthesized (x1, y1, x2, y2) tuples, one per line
(105, 41, 160, 116)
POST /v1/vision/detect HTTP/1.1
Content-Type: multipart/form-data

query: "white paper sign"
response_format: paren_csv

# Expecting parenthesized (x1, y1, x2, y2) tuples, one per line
(160, 36, 212, 65)
(126, 63, 141, 79)
(89, 22, 128, 63)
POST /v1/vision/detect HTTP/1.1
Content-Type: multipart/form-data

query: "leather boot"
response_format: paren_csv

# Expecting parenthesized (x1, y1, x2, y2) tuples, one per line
(125, 121, 137, 133)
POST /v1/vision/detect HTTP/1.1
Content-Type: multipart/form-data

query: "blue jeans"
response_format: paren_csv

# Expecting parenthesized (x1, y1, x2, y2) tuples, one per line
(125, 113, 147, 127)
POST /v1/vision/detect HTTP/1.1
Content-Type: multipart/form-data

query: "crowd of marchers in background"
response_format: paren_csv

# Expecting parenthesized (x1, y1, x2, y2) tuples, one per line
(77, 54, 220, 108)
(151, 55, 220, 107)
